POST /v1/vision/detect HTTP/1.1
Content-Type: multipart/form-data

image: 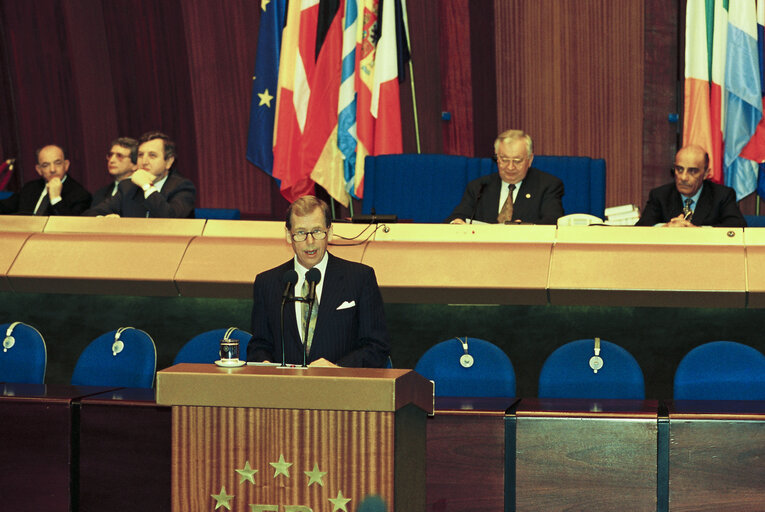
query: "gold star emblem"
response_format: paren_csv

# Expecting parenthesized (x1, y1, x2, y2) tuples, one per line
(211, 486, 234, 510)
(235, 460, 258, 484)
(269, 454, 292, 478)
(261, 0, 271, 11)
(258, 88, 274, 108)
(329, 490, 351, 511)
(304, 462, 327, 487)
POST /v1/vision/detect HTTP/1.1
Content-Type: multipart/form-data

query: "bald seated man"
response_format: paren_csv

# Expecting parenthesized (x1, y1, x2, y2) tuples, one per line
(636, 145, 746, 227)
(0, 144, 91, 215)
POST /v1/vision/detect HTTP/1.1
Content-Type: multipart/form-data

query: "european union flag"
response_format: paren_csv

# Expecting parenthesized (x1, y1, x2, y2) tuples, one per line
(246, 0, 287, 176)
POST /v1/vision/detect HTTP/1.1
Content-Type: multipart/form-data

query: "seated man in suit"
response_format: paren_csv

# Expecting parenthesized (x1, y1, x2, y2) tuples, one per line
(90, 137, 138, 208)
(0, 144, 91, 216)
(84, 131, 196, 218)
(636, 145, 746, 227)
(446, 129, 564, 225)
(248, 196, 390, 368)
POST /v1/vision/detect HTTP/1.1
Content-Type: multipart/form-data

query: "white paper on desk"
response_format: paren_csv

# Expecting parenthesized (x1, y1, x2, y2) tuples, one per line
(466, 220, 488, 225)
(246, 362, 281, 367)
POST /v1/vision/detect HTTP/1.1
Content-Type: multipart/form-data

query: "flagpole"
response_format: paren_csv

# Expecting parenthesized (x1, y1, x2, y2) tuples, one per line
(401, 0, 420, 154)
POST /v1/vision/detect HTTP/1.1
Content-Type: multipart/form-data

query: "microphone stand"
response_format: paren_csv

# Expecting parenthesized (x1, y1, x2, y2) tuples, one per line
(279, 270, 298, 367)
(469, 182, 487, 224)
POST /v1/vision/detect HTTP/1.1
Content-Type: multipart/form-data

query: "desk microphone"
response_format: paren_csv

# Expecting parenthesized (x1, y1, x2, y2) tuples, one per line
(302, 268, 322, 367)
(279, 270, 298, 366)
(469, 182, 487, 224)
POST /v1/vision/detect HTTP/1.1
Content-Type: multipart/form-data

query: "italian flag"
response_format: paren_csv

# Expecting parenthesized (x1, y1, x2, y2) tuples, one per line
(684, 0, 764, 199)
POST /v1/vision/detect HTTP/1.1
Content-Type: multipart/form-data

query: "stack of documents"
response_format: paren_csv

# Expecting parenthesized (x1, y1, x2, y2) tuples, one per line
(604, 204, 640, 225)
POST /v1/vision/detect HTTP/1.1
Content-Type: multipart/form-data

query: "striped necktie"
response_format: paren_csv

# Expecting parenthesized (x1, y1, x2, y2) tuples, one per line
(301, 278, 318, 355)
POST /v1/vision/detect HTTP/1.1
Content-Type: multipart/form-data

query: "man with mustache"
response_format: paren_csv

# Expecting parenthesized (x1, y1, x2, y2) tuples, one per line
(636, 145, 746, 227)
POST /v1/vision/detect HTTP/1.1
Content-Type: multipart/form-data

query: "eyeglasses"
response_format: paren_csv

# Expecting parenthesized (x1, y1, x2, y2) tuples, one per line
(106, 152, 131, 161)
(495, 155, 527, 167)
(671, 165, 703, 176)
(290, 229, 328, 242)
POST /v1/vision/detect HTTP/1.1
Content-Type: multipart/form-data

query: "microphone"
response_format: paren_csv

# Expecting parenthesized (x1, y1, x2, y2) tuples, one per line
(302, 267, 322, 367)
(279, 270, 298, 366)
(469, 182, 487, 224)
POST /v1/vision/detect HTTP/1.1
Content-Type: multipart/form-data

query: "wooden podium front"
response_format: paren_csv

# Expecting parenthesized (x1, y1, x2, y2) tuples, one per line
(157, 364, 434, 512)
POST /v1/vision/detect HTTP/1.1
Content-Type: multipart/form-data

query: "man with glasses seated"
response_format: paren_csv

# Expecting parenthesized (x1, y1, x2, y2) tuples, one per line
(0, 144, 91, 216)
(247, 195, 390, 368)
(90, 137, 138, 208)
(446, 129, 564, 225)
(84, 131, 196, 218)
(636, 144, 746, 227)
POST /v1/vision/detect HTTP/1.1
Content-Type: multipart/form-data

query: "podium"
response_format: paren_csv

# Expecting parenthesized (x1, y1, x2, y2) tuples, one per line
(157, 364, 434, 512)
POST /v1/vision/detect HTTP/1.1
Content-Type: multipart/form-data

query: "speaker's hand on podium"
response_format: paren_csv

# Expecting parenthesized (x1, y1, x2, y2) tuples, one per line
(308, 358, 338, 368)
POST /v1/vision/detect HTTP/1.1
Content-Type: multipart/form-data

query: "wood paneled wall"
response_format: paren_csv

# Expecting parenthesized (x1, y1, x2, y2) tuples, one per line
(495, 0, 645, 208)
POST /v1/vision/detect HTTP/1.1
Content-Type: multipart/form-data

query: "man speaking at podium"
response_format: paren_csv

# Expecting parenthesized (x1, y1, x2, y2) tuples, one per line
(248, 196, 390, 368)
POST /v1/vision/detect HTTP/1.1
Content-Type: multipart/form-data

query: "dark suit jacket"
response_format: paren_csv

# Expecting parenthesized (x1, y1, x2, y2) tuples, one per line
(84, 171, 196, 218)
(247, 253, 390, 367)
(0, 175, 91, 215)
(445, 167, 565, 224)
(90, 181, 118, 208)
(636, 181, 746, 227)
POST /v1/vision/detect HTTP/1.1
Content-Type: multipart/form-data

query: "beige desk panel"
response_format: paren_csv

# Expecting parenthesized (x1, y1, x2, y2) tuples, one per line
(0, 216, 48, 233)
(8, 233, 192, 296)
(374, 222, 557, 243)
(43, 216, 205, 236)
(744, 229, 765, 308)
(746, 246, 765, 307)
(0, 232, 32, 292)
(174, 236, 368, 298)
(549, 237, 747, 307)
(556, 225, 745, 245)
(174, 237, 291, 298)
(363, 240, 551, 304)
(202, 219, 375, 239)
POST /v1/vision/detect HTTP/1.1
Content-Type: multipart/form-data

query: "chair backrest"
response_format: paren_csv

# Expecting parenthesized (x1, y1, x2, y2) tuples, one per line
(538, 338, 645, 399)
(674, 341, 765, 400)
(744, 215, 765, 227)
(414, 337, 515, 397)
(532, 156, 606, 218)
(71, 327, 157, 388)
(0, 322, 47, 383)
(173, 327, 252, 365)
(361, 153, 606, 222)
(195, 208, 241, 220)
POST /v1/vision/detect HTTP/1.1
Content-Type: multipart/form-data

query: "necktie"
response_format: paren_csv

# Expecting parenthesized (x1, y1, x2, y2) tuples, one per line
(34, 194, 50, 216)
(497, 183, 516, 224)
(301, 278, 318, 355)
(683, 198, 693, 221)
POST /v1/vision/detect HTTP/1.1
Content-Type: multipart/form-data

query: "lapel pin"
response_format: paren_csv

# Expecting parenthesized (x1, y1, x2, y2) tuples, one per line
(525, 193, 531, 199)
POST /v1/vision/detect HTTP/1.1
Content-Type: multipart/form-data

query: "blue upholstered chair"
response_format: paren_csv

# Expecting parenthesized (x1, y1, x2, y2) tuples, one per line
(0, 322, 47, 384)
(744, 215, 765, 227)
(0, 191, 13, 200)
(195, 208, 241, 220)
(538, 338, 645, 399)
(361, 153, 606, 222)
(173, 327, 252, 365)
(71, 327, 157, 388)
(674, 341, 765, 400)
(414, 337, 516, 397)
